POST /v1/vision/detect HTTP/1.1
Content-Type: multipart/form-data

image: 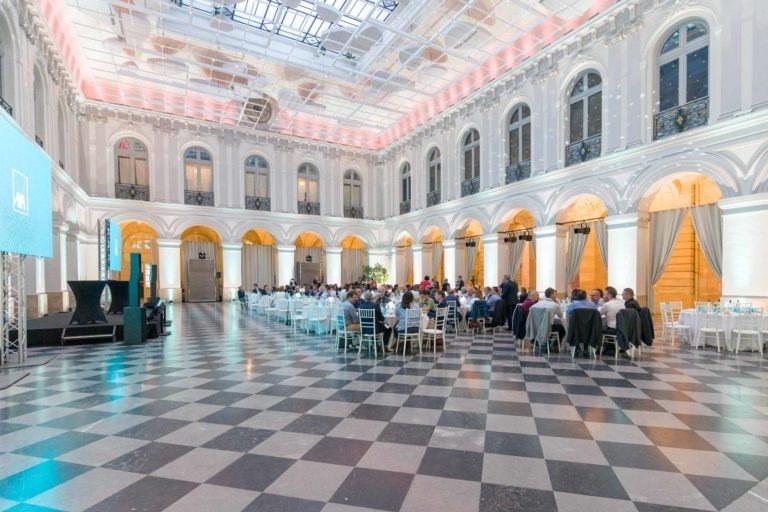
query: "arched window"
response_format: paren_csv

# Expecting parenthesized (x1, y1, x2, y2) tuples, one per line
(297, 163, 320, 215)
(655, 21, 710, 139)
(565, 71, 602, 166)
(461, 129, 480, 196)
(426, 148, 441, 207)
(343, 170, 363, 218)
(115, 137, 149, 201)
(33, 67, 45, 148)
(400, 162, 411, 214)
(184, 146, 214, 206)
(506, 104, 532, 183)
(245, 155, 270, 211)
(57, 103, 67, 170)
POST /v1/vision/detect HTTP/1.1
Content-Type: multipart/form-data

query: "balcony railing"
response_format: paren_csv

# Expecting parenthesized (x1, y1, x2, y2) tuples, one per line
(185, 190, 214, 206)
(245, 196, 271, 211)
(35, 135, 44, 148)
(399, 200, 411, 215)
(565, 134, 601, 167)
(505, 160, 532, 184)
(0, 97, 11, 116)
(116, 183, 150, 201)
(654, 96, 709, 140)
(298, 200, 321, 215)
(426, 190, 441, 207)
(344, 205, 364, 219)
(461, 177, 480, 197)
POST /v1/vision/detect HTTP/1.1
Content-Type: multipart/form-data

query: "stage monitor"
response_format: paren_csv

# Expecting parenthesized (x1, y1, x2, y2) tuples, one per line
(0, 111, 52, 258)
(108, 219, 122, 271)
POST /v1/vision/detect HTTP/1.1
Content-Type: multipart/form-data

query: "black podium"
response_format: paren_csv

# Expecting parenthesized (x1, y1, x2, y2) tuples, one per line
(68, 280, 108, 324)
(107, 280, 130, 314)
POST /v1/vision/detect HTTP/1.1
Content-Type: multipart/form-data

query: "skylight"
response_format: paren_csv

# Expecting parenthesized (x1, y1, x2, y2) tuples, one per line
(180, 0, 398, 49)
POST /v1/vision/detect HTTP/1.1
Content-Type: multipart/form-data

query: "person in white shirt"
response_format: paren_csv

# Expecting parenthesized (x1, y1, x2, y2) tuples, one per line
(599, 286, 625, 331)
(530, 287, 565, 340)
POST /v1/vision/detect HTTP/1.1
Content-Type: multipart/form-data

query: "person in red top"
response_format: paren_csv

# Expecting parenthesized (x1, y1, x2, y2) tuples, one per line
(419, 275, 432, 289)
(521, 290, 539, 314)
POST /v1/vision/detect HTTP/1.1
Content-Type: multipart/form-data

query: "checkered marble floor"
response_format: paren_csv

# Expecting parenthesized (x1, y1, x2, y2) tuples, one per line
(1, 303, 768, 512)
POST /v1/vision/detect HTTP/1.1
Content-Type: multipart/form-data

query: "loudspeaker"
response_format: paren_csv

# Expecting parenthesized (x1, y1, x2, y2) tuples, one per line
(149, 264, 158, 299)
(129, 253, 142, 308)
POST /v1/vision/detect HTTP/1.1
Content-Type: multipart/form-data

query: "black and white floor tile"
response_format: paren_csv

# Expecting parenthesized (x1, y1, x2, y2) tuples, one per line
(1, 302, 767, 511)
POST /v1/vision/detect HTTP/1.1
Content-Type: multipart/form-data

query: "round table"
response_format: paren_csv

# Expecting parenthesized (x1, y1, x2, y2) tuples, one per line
(678, 310, 765, 351)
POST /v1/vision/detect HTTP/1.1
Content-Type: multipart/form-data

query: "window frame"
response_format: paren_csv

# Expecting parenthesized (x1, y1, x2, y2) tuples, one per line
(657, 20, 710, 113)
(400, 162, 411, 203)
(244, 154, 270, 198)
(462, 129, 480, 181)
(428, 148, 441, 194)
(567, 71, 602, 145)
(184, 146, 213, 193)
(343, 169, 362, 208)
(297, 162, 320, 203)
(507, 104, 531, 165)
(116, 137, 150, 186)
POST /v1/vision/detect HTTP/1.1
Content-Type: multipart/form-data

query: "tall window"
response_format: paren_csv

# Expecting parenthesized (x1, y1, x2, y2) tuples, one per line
(184, 147, 213, 206)
(297, 163, 319, 207)
(427, 148, 441, 206)
(565, 71, 602, 166)
(463, 129, 480, 181)
(401, 162, 411, 204)
(508, 104, 531, 165)
(115, 137, 149, 200)
(33, 67, 45, 147)
(245, 155, 270, 210)
(655, 21, 709, 139)
(57, 103, 66, 169)
(343, 170, 363, 218)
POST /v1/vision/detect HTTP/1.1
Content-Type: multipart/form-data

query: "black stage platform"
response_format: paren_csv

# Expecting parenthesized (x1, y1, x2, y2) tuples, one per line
(28, 313, 124, 346)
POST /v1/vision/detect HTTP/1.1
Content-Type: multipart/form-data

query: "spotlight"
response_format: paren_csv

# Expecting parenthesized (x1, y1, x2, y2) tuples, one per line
(198, 251, 207, 259)
(519, 234, 533, 241)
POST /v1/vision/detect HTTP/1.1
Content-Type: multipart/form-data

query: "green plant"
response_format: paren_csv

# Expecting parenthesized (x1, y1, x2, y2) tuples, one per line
(363, 263, 389, 284)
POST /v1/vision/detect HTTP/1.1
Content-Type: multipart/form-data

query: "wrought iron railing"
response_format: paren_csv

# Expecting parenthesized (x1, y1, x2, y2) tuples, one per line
(399, 200, 411, 214)
(35, 135, 44, 148)
(298, 201, 321, 215)
(116, 183, 149, 201)
(565, 134, 601, 167)
(344, 205, 364, 219)
(505, 160, 532, 184)
(461, 176, 480, 197)
(185, 190, 214, 206)
(426, 190, 441, 207)
(245, 196, 271, 211)
(0, 97, 11, 116)
(654, 96, 709, 140)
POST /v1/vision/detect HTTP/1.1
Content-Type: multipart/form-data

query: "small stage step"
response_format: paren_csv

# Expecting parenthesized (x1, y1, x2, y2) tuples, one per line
(61, 325, 116, 345)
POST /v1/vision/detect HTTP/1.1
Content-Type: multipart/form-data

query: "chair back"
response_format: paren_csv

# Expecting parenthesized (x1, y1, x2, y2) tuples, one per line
(699, 313, 721, 329)
(405, 307, 422, 330)
(336, 312, 349, 333)
(446, 303, 458, 326)
(616, 308, 641, 347)
(735, 313, 762, 331)
(470, 300, 489, 320)
(260, 296, 272, 307)
(669, 301, 683, 321)
(248, 293, 258, 305)
(566, 308, 602, 348)
(528, 307, 553, 343)
(359, 307, 377, 335)
(276, 299, 289, 312)
(434, 307, 448, 332)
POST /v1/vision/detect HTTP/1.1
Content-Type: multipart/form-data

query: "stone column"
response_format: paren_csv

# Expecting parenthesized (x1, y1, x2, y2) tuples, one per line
(443, 239, 457, 288)
(606, 212, 650, 305)
(482, 233, 503, 287)
(389, 247, 398, 286)
(412, 244, 423, 284)
(157, 238, 182, 302)
(25, 256, 47, 319)
(325, 247, 343, 286)
(276, 245, 296, 286)
(221, 242, 243, 300)
(534, 224, 567, 293)
(44, 222, 69, 313)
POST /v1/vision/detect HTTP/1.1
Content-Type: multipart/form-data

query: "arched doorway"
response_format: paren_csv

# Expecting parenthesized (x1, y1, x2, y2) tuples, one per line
(455, 219, 484, 289)
(641, 173, 723, 309)
(556, 195, 608, 295)
(180, 226, 222, 302)
(421, 227, 444, 284)
(242, 229, 276, 291)
(499, 210, 536, 290)
(119, 221, 158, 299)
(395, 233, 413, 286)
(341, 235, 367, 285)
(295, 232, 324, 285)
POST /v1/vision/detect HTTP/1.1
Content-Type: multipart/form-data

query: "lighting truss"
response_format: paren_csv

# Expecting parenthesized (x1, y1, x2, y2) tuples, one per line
(1, 252, 27, 365)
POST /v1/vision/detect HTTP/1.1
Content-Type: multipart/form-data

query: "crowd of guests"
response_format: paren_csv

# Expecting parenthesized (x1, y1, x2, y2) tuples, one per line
(238, 275, 647, 358)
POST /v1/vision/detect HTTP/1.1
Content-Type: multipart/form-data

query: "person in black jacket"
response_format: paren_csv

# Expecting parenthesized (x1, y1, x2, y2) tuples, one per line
(500, 274, 519, 331)
(622, 288, 641, 311)
(358, 291, 392, 345)
(455, 275, 465, 291)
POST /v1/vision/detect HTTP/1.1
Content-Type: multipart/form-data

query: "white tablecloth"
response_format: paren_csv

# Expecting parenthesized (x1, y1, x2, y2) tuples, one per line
(384, 314, 429, 330)
(678, 310, 765, 351)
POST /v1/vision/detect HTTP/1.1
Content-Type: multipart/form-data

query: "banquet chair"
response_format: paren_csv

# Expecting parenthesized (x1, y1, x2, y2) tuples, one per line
(289, 301, 307, 334)
(335, 313, 360, 352)
(398, 308, 423, 357)
(254, 296, 270, 316)
(600, 309, 640, 362)
(660, 303, 690, 347)
(566, 309, 601, 359)
(526, 308, 559, 356)
(423, 307, 448, 354)
(265, 298, 279, 322)
(305, 306, 323, 334)
(247, 293, 259, 315)
(733, 313, 763, 353)
(445, 303, 459, 334)
(694, 313, 724, 352)
(275, 299, 289, 323)
(358, 308, 383, 356)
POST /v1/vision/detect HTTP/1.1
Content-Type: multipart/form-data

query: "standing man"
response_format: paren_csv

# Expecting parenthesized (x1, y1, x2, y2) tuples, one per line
(455, 275, 465, 291)
(501, 274, 519, 331)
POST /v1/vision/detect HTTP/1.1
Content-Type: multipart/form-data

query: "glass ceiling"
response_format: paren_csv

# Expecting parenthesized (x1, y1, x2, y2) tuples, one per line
(181, 0, 398, 49)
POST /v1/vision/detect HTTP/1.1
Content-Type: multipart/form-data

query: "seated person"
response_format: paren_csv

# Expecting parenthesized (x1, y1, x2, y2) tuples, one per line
(417, 289, 437, 318)
(485, 286, 502, 313)
(599, 286, 625, 334)
(519, 287, 529, 303)
(521, 290, 539, 314)
(358, 291, 392, 344)
(388, 291, 421, 352)
(530, 287, 566, 342)
(342, 291, 361, 333)
(622, 288, 641, 310)
(566, 288, 598, 317)
(590, 288, 604, 307)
